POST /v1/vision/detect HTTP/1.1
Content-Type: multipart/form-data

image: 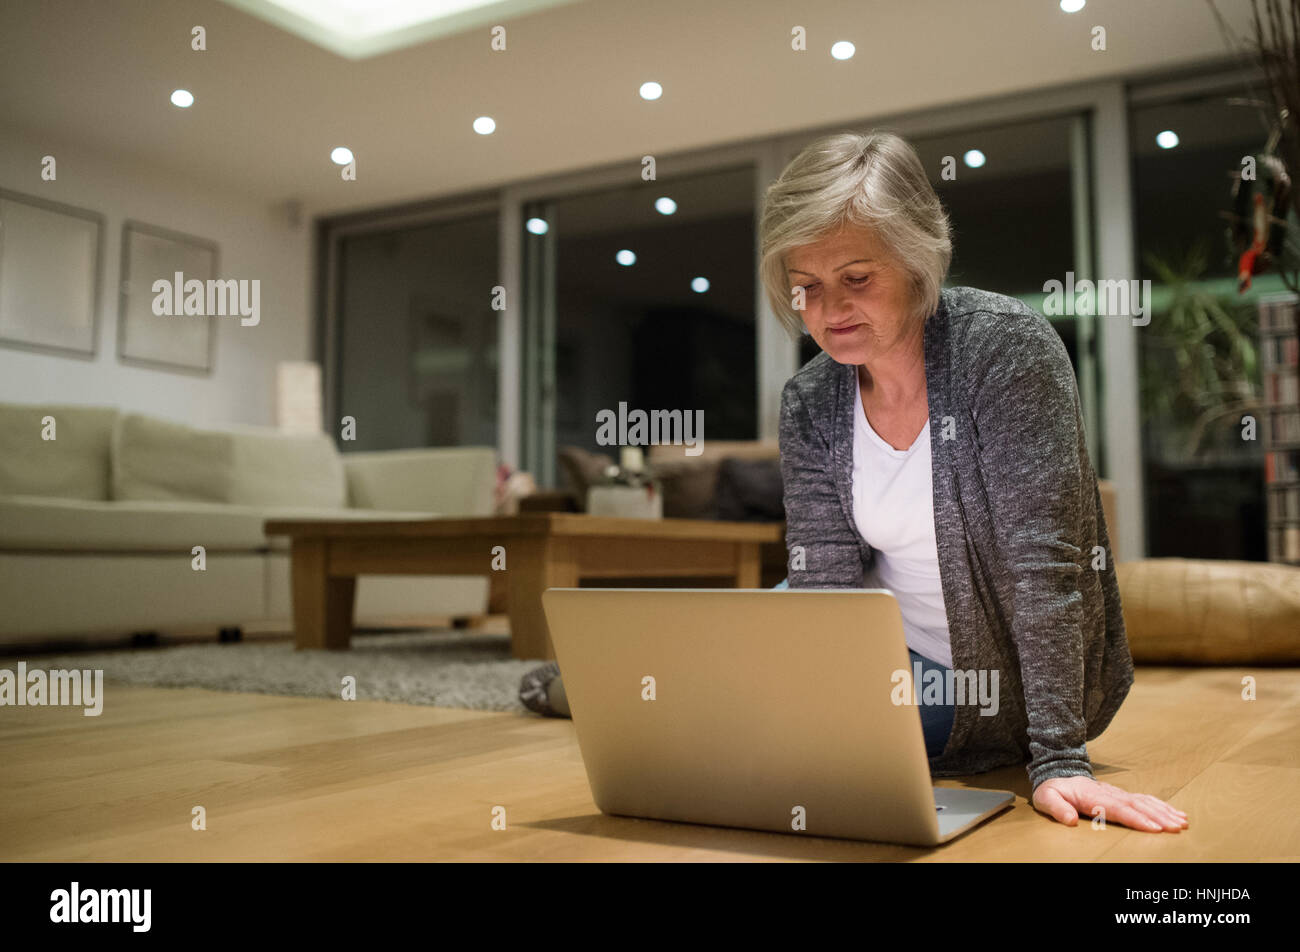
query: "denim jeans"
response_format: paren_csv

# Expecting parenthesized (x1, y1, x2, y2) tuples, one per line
(772, 577, 954, 758)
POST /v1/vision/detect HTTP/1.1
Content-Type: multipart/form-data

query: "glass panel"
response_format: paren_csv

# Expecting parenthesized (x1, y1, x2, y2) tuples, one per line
(335, 212, 499, 451)
(523, 165, 757, 486)
(1131, 88, 1279, 560)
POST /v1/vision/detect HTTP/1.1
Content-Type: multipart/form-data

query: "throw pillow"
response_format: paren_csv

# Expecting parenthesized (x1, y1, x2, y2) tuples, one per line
(557, 446, 616, 506)
(715, 456, 784, 522)
(651, 457, 722, 519)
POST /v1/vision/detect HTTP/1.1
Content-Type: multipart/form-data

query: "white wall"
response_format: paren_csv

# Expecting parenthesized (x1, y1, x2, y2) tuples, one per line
(0, 123, 312, 426)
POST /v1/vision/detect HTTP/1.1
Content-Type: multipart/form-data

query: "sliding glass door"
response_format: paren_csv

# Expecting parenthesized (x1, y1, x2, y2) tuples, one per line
(332, 209, 499, 451)
(518, 165, 757, 486)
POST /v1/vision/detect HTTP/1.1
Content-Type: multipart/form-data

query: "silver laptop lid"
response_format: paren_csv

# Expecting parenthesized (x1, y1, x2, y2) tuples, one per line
(541, 587, 948, 845)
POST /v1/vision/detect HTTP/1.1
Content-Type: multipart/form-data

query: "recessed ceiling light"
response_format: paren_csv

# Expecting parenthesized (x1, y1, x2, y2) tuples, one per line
(655, 197, 677, 215)
(473, 116, 496, 135)
(691, 277, 710, 293)
(639, 82, 662, 101)
(963, 149, 986, 168)
(526, 217, 549, 235)
(1156, 130, 1180, 149)
(831, 41, 855, 60)
(616, 249, 636, 266)
(171, 89, 194, 108)
(330, 146, 353, 165)
(1060, 0, 1086, 12)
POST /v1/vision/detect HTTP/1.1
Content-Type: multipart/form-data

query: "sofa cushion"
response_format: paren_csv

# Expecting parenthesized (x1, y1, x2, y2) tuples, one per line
(0, 495, 270, 551)
(715, 456, 784, 522)
(111, 413, 346, 508)
(645, 440, 781, 519)
(0, 403, 118, 500)
(0, 495, 438, 552)
(223, 425, 346, 508)
(343, 447, 498, 515)
(112, 413, 230, 503)
(1116, 558, 1300, 664)
(652, 457, 722, 519)
(557, 445, 615, 502)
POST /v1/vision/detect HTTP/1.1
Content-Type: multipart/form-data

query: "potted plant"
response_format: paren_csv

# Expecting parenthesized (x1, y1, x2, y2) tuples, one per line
(1140, 245, 1261, 460)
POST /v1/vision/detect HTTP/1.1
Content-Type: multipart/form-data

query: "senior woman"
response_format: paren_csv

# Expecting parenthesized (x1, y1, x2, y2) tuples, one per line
(765, 130, 1184, 833)
(521, 130, 1187, 835)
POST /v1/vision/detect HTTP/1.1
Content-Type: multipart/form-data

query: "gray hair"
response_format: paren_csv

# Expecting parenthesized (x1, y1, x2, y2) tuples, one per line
(759, 131, 953, 339)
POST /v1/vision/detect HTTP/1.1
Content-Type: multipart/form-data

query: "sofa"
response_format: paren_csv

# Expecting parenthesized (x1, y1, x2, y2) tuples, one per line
(0, 403, 499, 647)
(635, 444, 1298, 663)
(554, 440, 792, 584)
(560, 439, 1119, 586)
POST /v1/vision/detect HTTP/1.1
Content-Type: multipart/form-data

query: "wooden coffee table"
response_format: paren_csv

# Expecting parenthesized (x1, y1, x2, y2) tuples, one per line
(264, 513, 784, 659)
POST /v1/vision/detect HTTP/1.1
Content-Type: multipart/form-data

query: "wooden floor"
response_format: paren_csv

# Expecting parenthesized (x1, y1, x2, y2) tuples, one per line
(1, 665, 1297, 861)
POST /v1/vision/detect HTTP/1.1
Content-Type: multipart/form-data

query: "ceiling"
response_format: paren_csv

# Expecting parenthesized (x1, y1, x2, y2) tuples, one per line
(0, 0, 1259, 219)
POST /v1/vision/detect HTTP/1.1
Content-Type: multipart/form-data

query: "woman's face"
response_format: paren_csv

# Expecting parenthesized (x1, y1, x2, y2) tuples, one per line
(785, 226, 918, 365)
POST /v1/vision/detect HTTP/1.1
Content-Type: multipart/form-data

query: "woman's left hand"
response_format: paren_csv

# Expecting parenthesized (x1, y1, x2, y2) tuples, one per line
(1032, 776, 1189, 832)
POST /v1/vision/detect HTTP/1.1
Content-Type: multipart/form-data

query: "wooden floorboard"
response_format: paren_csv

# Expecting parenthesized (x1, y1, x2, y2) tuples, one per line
(1, 666, 1297, 861)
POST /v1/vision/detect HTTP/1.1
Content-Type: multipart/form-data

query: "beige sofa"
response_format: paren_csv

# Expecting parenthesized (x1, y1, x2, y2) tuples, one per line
(0, 403, 498, 647)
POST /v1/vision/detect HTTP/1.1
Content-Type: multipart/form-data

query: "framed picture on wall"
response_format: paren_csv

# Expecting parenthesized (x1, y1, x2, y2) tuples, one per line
(117, 220, 219, 374)
(0, 188, 104, 359)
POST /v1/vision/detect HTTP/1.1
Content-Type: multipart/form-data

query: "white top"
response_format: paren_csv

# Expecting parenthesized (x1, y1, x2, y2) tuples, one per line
(851, 378, 954, 668)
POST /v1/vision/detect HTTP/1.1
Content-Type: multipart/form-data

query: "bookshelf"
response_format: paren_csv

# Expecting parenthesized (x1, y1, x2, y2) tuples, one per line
(1260, 293, 1300, 565)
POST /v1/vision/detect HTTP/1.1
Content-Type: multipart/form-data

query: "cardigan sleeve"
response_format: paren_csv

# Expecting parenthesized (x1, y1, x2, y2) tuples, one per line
(964, 312, 1094, 794)
(778, 377, 867, 588)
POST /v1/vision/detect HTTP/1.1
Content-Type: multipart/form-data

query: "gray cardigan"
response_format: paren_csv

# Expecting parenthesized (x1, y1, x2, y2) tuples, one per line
(778, 285, 1134, 795)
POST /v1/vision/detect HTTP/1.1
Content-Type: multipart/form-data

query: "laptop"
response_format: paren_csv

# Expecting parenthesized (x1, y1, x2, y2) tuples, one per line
(541, 587, 1014, 846)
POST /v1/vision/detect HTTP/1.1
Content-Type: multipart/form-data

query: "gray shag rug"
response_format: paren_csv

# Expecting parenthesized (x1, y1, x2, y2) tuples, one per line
(15, 630, 545, 713)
